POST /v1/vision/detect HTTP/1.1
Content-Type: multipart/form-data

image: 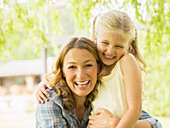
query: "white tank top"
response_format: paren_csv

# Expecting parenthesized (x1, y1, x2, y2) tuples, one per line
(92, 61, 128, 118)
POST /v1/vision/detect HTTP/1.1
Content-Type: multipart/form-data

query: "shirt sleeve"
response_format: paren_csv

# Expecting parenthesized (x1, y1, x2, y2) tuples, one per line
(35, 97, 67, 128)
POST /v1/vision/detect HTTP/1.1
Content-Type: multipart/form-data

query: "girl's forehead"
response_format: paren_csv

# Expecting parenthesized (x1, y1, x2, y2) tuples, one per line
(97, 30, 129, 43)
(97, 29, 121, 36)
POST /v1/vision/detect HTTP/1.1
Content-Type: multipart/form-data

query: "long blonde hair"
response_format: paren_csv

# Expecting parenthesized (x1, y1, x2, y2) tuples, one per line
(45, 37, 106, 110)
(91, 10, 146, 72)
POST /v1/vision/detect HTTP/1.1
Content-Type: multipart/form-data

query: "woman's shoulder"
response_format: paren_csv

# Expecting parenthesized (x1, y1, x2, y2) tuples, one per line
(46, 89, 58, 97)
(46, 89, 62, 102)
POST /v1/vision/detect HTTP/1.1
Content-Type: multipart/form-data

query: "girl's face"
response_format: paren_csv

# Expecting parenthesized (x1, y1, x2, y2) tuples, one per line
(96, 30, 129, 66)
(63, 48, 98, 98)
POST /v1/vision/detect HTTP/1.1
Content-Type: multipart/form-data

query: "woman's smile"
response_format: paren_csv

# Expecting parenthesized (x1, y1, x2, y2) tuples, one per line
(74, 80, 90, 89)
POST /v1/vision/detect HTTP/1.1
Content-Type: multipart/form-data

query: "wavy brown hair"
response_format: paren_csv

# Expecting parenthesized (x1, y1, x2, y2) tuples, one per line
(45, 37, 106, 110)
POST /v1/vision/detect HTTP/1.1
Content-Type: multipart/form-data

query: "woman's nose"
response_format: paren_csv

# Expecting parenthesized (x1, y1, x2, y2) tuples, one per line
(76, 68, 85, 79)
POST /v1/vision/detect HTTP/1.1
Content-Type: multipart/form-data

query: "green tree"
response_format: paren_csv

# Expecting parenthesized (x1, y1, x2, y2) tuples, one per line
(0, 0, 61, 59)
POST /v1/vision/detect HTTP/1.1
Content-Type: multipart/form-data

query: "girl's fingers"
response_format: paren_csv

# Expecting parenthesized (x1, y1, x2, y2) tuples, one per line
(37, 92, 44, 103)
(36, 81, 51, 102)
(88, 118, 95, 127)
(89, 115, 95, 120)
(39, 90, 49, 102)
(95, 108, 114, 117)
(88, 124, 95, 128)
(46, 84, 53, 90)
(38, 81, 46, 88)
(36, 90, 48, 103)
(41, 86, 50, 97)
(95, 108, 104, 115)
(39, 81, 52, 90)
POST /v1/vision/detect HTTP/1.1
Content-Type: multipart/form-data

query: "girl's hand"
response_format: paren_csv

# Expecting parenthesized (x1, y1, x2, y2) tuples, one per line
(88, 108, 120, 128)
(36, 81, 52, 103)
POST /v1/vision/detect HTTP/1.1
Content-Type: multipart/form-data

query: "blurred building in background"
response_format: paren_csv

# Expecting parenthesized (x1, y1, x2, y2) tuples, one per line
(0, 59, 42, 95)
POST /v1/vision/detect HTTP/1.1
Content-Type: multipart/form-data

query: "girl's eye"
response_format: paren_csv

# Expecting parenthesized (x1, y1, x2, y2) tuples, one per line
(102, 42, 109, 45)
(116, 45, 123, 48)
(85, 64, 93, 67)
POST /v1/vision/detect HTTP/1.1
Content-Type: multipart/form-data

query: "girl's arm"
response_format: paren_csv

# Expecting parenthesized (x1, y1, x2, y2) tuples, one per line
(89, 108, 120, 128)
(117, 53, 142, 128)
(88, 108, 152, 128)
(36, 81, 52, 103)
(36, 90, 67, 127)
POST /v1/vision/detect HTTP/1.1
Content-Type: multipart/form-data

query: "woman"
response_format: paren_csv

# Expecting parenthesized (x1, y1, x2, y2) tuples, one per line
(35, 37, 106, 128)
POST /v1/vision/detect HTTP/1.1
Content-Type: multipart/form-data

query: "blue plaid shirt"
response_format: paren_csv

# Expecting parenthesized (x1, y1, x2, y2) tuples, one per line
(139, 110, 162, 128)
(36, 89, 91, 128)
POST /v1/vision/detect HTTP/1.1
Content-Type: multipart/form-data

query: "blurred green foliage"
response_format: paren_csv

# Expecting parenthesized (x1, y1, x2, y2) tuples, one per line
(0, 0, 169, 116)
(0, 0, 61, 59)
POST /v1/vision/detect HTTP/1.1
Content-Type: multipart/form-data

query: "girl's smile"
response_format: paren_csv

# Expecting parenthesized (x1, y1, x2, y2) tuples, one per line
(103, 54, 116, 60)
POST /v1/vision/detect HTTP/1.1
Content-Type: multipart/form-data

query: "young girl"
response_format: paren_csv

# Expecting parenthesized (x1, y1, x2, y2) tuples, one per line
(36, 10, 161, 128)
(88, 10, 162, 128)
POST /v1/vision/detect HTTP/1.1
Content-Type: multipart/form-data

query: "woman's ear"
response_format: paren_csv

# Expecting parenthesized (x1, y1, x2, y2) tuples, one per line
(63, 73, 65, 77)
(62, 69, 66, 77)
(97, 62, 100, 74)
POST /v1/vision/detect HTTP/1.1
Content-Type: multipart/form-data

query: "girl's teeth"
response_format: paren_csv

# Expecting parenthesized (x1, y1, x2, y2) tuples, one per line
(105, 55, 113, 59)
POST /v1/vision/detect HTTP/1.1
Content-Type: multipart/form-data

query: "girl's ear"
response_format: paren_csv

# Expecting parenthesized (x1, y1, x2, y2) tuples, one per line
(126, 41, 132, 51)
(94, 36, 97, 44)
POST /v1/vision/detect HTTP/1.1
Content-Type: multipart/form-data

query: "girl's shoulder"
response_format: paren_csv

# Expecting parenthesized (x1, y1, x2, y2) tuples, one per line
(120, 53, 136, 62)
(119, 53, 140, 74)
(120, 53, 137, 65)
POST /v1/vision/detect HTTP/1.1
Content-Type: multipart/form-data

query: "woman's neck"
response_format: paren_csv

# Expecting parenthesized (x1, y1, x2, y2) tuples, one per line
(73, 95, 86, 122)
(75, 105, 86, 122)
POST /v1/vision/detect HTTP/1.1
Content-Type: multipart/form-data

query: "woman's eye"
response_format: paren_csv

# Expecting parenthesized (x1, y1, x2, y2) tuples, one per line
(68, 66, 76, 69)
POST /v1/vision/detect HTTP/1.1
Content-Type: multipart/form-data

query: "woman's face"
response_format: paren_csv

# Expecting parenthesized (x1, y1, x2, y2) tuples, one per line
(63, 48, 98, 98)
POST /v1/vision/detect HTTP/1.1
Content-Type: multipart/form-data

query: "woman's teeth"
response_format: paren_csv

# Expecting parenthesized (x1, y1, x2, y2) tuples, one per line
(74, 80, 90, 87)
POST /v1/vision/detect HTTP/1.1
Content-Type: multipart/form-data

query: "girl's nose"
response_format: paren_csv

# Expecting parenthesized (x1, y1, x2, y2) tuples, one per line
(106, 46, 115, 55)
